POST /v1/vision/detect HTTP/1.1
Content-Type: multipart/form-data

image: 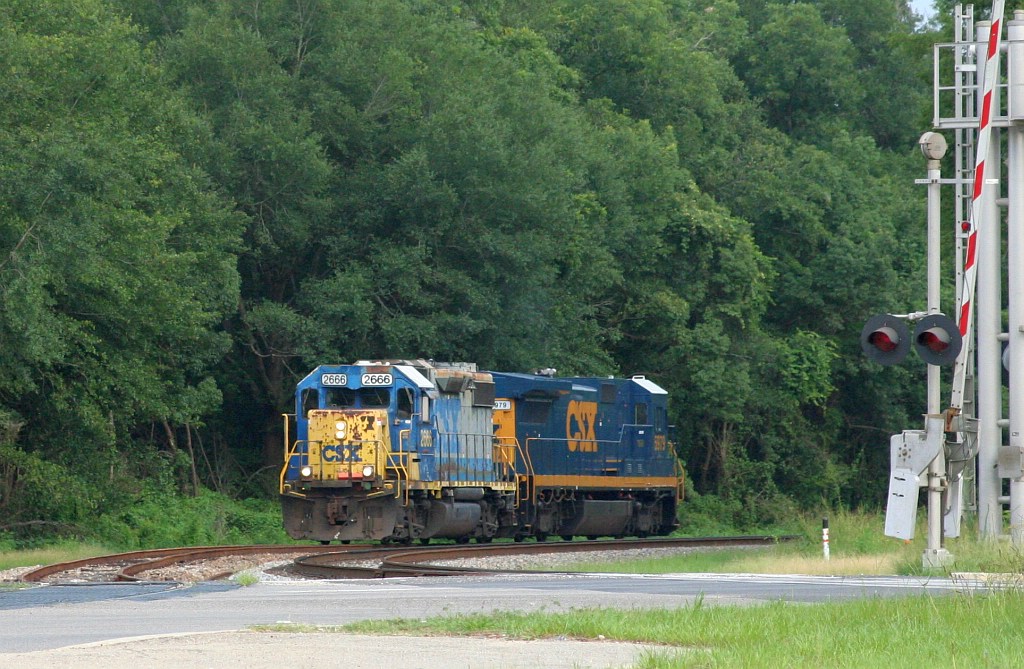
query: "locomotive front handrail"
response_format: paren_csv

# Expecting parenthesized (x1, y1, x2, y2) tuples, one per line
(674, 457, 686, 500)
(494, 435, 531, 508)
(391, 429, 412, 505)
(280, 413, 294, 495)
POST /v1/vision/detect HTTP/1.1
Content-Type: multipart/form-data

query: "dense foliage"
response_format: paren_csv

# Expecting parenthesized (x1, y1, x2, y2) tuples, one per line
(0, 0, 947, 541)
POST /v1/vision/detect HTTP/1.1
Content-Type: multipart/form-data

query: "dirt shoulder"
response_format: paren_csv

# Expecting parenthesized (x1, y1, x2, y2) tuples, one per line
(1, 631, 680, 669)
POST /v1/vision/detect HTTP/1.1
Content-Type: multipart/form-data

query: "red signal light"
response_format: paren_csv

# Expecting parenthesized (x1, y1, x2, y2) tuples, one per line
(912, 315, 962, 366)
(861, 315, 911, 365)
(868, 330, 899, 353)
(917, 331, 948, 353)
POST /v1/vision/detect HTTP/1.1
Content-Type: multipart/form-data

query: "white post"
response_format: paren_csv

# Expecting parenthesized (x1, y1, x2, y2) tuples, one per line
(977, 20, 1005, 539)
(822, 517, 830, 561)
(923, 133, 948, 563)
(1007, 12, 1024, 544)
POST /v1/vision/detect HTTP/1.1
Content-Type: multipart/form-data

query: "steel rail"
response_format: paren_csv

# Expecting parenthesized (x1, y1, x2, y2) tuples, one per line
(20, 535, 797, 583)
(19, 544, 340, 583)
(291, 535, 798, 580)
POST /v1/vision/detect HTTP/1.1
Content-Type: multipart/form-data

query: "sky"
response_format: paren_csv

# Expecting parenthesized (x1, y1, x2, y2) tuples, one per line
(911, 0, 937, 22)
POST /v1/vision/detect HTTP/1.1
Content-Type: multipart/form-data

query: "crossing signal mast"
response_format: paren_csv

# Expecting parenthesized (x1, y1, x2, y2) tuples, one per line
(863, 2, 1024, 566)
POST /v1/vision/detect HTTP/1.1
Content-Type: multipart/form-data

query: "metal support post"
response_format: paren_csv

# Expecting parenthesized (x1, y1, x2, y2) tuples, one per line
(1007, 12, 1024, 544)
(976, 21, 1005, 539)
(922, 134, 951, 566)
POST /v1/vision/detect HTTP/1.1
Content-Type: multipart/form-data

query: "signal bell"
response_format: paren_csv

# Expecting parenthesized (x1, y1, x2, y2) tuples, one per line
(861, 314, 911, 365)
(912, 314, 962, 366)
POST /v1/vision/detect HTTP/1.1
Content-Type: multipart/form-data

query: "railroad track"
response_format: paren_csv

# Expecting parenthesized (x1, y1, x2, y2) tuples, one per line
(18, 545, 341, 584)
(289, 535, 795, 579)
(20, 535, 796, 583)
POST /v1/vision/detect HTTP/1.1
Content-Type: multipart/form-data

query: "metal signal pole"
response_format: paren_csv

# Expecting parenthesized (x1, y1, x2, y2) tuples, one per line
(871, 3, 1024, 564)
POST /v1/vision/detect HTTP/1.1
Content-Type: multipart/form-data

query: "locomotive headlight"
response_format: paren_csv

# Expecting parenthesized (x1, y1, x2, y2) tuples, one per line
(335, 421, 347, 440)
(300, 466, 313, 478)
(362, 465, 375, 478)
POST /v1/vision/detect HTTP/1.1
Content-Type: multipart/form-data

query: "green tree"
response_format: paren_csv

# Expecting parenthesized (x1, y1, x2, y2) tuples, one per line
(0, 0, 241, 524)
(739, 3, 865, 141)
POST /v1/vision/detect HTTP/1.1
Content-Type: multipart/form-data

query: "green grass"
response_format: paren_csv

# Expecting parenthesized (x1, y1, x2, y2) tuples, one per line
(557, 509, 1024, 577)
(0, 542, 113, 570)
(0, 489, 293, 557)
(552, 509, 921, 576)
(232, 571, 261, 586)
(327, 592, 1024, 667)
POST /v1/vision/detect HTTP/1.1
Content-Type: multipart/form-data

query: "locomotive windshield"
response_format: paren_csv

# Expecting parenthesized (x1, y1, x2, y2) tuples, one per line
(321, 387, 391, 409)
(325, 387, 357, 408)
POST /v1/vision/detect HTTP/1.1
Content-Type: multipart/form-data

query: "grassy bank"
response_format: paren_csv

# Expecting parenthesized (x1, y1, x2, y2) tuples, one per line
(336, 592, 1024, 667)
(650, 509, 1024, 576)
(0, 489, 290, 567)
(570, 509, 923, 576)
(0, 542, 111, 571)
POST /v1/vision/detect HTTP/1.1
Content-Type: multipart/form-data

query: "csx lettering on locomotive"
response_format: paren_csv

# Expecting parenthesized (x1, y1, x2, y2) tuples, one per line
(320, 444, 359, 462)
(566, 400, 598, 452)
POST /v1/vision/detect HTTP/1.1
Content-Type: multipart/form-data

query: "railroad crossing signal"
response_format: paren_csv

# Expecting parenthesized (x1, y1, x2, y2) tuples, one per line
(861, 313, 961, 366)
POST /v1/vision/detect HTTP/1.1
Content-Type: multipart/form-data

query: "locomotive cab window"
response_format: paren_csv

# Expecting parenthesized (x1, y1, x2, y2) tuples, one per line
(325, 387, 356, 409)
(359, 387, 390, 408)
(301, 389, 319, 416)
(600, 383, 617, 404)
(397, 387, 414, 419)
(634, 402, 648, 425)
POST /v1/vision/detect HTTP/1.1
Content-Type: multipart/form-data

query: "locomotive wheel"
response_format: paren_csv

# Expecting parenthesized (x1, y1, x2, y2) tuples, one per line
(419, 538, 431, 545)
(560, 535, 573, 542)
(320, 540, 331, 546)
(535, 533, 548, 543)
(476, 536, 493, 544)
(587, 535, 598, 541)
(455, 537, 470, 544)
(513, 535, 525, 543)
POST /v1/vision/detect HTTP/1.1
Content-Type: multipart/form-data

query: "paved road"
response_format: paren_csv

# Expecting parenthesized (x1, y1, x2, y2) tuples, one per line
(0, 571, 972, 655)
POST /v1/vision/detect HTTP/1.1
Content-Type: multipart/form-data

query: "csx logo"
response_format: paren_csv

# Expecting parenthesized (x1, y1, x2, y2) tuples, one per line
(321, 444, 360, 462)
(566, 400, 597, 452)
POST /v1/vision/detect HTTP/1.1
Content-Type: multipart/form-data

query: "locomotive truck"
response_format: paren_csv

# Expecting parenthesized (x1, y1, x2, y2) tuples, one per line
(280, 359, 684, 543)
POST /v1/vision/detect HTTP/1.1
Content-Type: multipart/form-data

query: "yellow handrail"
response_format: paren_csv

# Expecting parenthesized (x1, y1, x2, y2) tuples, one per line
(388, 429, 411, 505)
(674, 457, 687, 500)
(279, 413, 294, 495)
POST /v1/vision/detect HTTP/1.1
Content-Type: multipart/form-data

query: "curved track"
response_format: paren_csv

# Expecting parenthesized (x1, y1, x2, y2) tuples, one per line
(20, 535, 795, 583)
(290, 535, 795, 579)
(19, 545, 340, 583)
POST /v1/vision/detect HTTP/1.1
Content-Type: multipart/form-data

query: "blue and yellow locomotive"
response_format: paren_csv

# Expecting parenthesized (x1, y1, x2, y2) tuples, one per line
(280, 360, 683, 543)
